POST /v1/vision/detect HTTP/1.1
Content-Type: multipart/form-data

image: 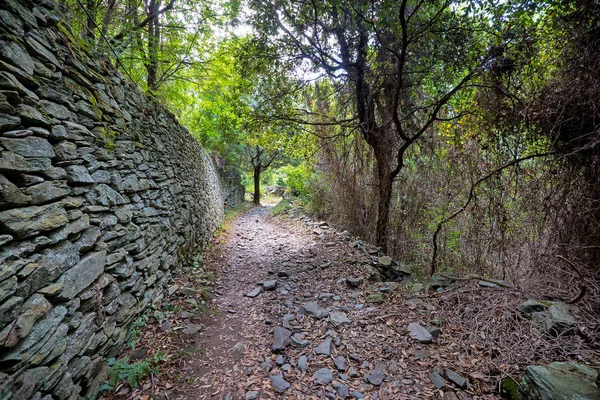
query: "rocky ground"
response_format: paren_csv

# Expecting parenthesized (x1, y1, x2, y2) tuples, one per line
(104, 205, 600, 400)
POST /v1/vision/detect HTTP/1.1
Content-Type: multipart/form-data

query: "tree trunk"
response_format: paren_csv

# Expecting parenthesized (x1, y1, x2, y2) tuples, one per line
(146, 0, 159, 92)
(85, 0, 96, 43)
(374, 150, 393, 253)
(253, 166, 261, 204)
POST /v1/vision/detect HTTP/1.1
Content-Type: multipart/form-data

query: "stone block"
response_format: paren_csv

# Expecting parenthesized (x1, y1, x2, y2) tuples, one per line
(0, 202, 68, 238)
(55, 250, 106, 300)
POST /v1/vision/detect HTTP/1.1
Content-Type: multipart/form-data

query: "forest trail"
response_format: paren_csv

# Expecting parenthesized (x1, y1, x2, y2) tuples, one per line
(125, 206, 493, 400)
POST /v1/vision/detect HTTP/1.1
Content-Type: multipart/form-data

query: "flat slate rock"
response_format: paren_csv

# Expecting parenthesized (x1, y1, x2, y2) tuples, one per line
(303, 301, 329, 319)
(546, 302, 577, 334)
(346, 277, 363, 287)
(334, 356, 347, 371)
(519, 299, 551, 314)
(445, 369, 467, 388)
(245, 391, 260, 400)
(315, 337, 333, 356)
(429, 370, 446, 389)
(246, 287, 262, 298)
(407, 322, 433, 343)
(183, 323, 204, 335)
(313, 368, 333, 385)
(291, 333, 310, 347)
(329, 311, 352, 327)
(333, 382, 349, 399)
(520, 362, 600, 400)
(263, 280, 278, 290)
(364, 367, 385, 386)
(271, 374, 290, 393)
(298, 355, 308, 372)
(272, 326, 292, 352)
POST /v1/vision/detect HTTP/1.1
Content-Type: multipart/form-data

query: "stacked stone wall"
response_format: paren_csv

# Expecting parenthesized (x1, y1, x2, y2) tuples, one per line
(0, 0, 240, 398)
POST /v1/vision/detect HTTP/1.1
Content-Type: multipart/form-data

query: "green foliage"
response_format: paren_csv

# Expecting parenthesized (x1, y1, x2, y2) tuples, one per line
(128, 314, 148, 349)
(106, 352, 167, 390)
(278, 163, 313, 198)
(270, 198, 294, 216)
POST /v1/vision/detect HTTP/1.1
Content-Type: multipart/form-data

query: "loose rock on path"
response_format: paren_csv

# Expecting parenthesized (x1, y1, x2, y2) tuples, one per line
(128, 205, 507, 399)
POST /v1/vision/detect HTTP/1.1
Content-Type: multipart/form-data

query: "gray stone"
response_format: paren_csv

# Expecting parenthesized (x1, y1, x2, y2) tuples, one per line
(291, 333, 309, 347)
(429, 369, 446, 389)
(519, 299, 551, 315)
(16, 104, 50, 126)
(392, 263, 413, 275)
(315, 337, 332, 356)
(245, 287, 262, 299)
(313, 368, 333, 385)
(364, 367, 385, 386)
(0, 305, 67, 365)
(407, 322, 433, 343)
(64, 165, 94, 183)
(348, 367, 359, 378)
(0, 40, 34, 74)
(0, 151, 30, 172)
(0, 296, 23, 329)
(0, 173, 31, 206)
(303, 301, 329, 319)
(445, 369, 467, 389)
(53, 141, 78, 161)
(24, 181, 70, 204)
(0, 294, 51, 347)
(351, 390, 365, 399)
(346, 277, 363, 287)
(0, 202, 68, 238)
(520, 362, 599, 400)
(333, 382, 349, 398)
(183, 324, 204, 335)
(0, 276, 17, 304)
(430, 274, 452, 289)
(39, 100, 71, 120)
(55, 250, 107, 300)
(0, 113, 20, 131)
(272, 326, 292, 352)
(263, 280, 277, 290)
(478, 280, 501, 288)
(298, 355, 308, 372)
(334, 356, 347, 371)
(0, 137, 54, 158)
(245, 391, 259, 400)
(546, 302, 577, 334)
(85, 184, 127, 205)
(329, 311, 351, 327)
(271, 374, 290, 393)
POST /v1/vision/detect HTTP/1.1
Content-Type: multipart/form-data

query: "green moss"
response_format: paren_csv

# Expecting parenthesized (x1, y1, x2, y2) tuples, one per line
(501, 377, 520, 400)
(97, 126, 117, 150)
(57, 22, 92, 53)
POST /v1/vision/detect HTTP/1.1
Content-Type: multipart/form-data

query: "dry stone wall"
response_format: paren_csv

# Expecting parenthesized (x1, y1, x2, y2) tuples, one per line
(0, 0, 241, 398)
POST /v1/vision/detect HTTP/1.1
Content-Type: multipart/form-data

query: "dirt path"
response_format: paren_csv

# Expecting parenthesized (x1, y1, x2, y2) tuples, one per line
(123, 205, 494, 400)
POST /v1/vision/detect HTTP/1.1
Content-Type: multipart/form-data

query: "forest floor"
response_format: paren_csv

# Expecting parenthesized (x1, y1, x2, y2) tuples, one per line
(105, 204, 599, 400)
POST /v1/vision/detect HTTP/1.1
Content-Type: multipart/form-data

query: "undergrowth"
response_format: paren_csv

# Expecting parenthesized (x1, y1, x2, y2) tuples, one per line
(270, 198, 295, 216)
(102, 352, 168, 391)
